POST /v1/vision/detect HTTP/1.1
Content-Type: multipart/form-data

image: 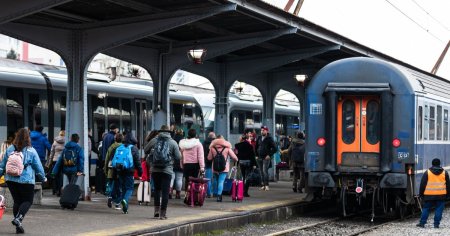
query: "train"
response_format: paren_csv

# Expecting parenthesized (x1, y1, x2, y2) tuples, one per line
(0, 58, 300, 164)
(305, 57, 450, 219)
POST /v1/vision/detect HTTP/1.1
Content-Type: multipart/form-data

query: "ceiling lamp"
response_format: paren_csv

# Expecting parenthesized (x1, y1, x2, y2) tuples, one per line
(295, 74, 308, 87)
(235, 81, 245, 94)
(187, 47, 207, 64)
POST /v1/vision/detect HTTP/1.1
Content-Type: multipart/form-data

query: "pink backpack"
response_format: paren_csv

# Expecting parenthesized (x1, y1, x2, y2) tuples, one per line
(5, 147, 25, 177)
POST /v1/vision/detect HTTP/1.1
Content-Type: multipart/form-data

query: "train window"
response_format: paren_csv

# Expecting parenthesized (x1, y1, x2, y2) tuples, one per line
(429, 106, 435, 140)
(418, 106, 423, 141)
(366, 100, 380, 144)
(444, 109, 449, 141)
(92, 96, 105, 142)
(60, 96, 66, 130)
(424, 105, 429, 140)
(6, 88, 24, 137)
(171, 103, 182, 125)
(437, 106, 442, 140)
(107, 97, 120, 131)
(28, 93, 41, 129)
(230, 110, 239, 134)
(122, 99, 131, 132)
(342, 100, 355, 144)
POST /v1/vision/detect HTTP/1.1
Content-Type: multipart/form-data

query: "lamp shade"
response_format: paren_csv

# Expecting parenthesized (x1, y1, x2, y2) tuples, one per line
(187, 48, 207, 64)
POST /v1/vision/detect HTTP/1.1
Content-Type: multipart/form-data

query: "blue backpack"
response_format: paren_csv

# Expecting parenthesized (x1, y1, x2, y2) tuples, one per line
(112, 144, 134, 170)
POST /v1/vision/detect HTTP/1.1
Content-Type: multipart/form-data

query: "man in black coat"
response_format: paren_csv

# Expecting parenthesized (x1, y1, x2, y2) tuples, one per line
(255, 126, 276, 191)
(202, 132, 216, 197)
(417, 158, 450, 228)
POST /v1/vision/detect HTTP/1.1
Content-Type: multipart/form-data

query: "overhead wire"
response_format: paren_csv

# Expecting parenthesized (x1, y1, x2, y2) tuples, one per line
(384, 0, 444, 43)
(410, 0, 450, 33)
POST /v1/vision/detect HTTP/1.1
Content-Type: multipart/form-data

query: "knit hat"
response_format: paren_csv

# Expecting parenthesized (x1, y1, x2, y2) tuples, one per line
(432, 158, 441, 167)
(261, 126, 269, 132)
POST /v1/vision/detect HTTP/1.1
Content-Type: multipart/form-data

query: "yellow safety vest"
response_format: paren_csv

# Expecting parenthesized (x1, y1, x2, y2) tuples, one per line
(424, 170, 447, 196)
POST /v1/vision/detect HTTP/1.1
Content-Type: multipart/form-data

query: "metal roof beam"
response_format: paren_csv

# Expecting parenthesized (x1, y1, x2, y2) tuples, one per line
(227, 45, 339, 79)
(0, 0, 72, 24)
(105, 0, 161, 13)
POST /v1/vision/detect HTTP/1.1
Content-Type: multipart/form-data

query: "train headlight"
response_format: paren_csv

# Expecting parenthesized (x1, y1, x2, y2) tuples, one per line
(392, 138, 401, 148)
(317, 137, 326, 147)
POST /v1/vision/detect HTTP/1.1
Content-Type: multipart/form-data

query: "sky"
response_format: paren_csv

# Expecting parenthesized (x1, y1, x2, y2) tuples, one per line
(264, 0, 450, 79)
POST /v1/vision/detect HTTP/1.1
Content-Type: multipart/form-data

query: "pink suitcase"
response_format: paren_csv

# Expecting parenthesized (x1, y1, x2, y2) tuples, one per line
(184, 177, 209, 207)
(231, 179, 244, 202)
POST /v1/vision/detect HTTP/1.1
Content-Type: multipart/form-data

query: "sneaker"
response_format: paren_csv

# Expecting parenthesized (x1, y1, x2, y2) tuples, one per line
(260, 186, 266, 191)
(416, 223, 425, 228)
(434, 225, 439, 228)
(115, 203, 121, 210)
(244, 193, 250, 197)
(265, 186, 269, 191)
(121, 200, 128, 214)
(293, 188, 297, 193)
(107, 197, 113, 208)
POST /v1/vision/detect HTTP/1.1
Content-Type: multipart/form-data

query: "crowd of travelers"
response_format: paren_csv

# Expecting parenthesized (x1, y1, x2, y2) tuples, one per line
(0, 124, 308, 233)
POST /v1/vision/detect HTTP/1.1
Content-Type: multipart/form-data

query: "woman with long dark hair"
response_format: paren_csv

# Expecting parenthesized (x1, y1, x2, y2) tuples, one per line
(0, 128, 46, 234)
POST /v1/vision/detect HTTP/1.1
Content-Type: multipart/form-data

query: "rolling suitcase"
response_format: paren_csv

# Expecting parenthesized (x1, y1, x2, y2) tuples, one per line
(137, 181, 151, 205)
(184, 176, 209, 207)
(230, 167, 244, 202)
(60, 177, 81, 210)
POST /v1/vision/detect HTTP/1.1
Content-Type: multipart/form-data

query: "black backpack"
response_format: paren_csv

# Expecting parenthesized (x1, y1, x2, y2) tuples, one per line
(149, 137, 171, 168)
(212, 147, 228, 172)
(291, 142, 305, 163)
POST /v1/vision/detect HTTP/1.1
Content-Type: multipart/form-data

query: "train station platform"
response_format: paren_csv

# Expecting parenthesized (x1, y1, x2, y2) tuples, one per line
(0, 181, 314, 236)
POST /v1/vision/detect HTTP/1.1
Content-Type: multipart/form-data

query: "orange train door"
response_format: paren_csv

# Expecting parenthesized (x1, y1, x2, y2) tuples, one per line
(337, 96, 381, 170)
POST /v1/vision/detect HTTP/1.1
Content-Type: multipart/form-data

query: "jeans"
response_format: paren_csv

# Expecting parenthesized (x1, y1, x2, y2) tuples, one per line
(292, 162, 305, 190)
(170, 171, 183, 191)
(115, 175, 134, 204)
(419, 200, 445, 227)
(257, 158, 271, 186)
(6, 181, 34, 219)
(153, 172, 172, 210)
(204, 168, 213, 196)
(213, 172, 227, 195)
(109, 178, 120, 203)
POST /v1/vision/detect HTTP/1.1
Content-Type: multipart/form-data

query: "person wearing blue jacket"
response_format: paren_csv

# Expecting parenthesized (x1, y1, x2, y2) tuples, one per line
(52, 133, 84, 189)
(0, 128, 47, 234)
(30, 125, 51, 166)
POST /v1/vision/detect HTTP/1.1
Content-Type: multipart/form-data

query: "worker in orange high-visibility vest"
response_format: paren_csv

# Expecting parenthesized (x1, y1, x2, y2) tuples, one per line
(417, 158, 450, 228)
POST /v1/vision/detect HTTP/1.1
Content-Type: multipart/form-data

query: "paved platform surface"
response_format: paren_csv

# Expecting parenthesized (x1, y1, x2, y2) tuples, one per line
(0, 181, 305, 236)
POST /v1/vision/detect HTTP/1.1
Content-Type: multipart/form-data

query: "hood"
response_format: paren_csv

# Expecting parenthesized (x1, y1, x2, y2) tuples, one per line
(54, 136, 65, 144)
(291, 138, 305, 145)
(430, 166, 444, 175)
(157, 132, 172, 140)
(179, 138, 201, 149)
(64, 141, 79, 149)
(210, 138, 231, 149)
(30, 131, 43, 140)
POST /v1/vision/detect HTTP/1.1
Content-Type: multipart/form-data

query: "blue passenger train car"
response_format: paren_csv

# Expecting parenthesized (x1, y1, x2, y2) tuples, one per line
(304, 57, 450, 218)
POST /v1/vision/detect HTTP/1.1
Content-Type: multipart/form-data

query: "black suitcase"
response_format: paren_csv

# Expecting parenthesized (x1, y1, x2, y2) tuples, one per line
(60, 178, 81, 210)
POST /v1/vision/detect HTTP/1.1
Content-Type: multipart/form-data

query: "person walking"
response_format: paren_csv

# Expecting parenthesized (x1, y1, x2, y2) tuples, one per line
(0, 134, 14, 186)
(99, 124, 118, 194)
(104, 133, 123, 209)
(203, 132, 216, 198)
(51, 133, 84, 190)
(180, 129, 205, 193)
(173, 129, 184, 144)
(145, 125, 181, 219)
(112, 132, 142, 214)
(0, 128, 47, 234)
(207, 136, 238, 202)
(30, 125, 51, 167)
(287, 131, 306, 193)
(235, 135, 256, 197)
(255, 126, 276, 191)
(48, 130, 65, 196)
(417, 158, 450, 228)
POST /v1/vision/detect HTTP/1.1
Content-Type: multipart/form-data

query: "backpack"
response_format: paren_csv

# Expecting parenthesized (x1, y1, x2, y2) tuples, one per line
(6, 146, 27, 177)
(63, 147, 78, 167)
(212, 147, 228, 172)
(291, 142, 305, 163)
(150, 137, 170, 168)
(112, 144, 134, 170)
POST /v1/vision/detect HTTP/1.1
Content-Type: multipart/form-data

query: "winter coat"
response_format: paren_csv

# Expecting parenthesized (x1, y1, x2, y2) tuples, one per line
(203, 137, 215, 169)
(207, 139, 238, 173)
(144, 132, 181, 176)
(30, 131, 51, 162)
(287, 138, 305, 169)
(104, 142, 121, 179)
(255, 133, 276, 158)
(101, 131, 116, 162)
(419, 166, 450, 201)
(50, 136, 66, 162)
(180, 138, 205, 169)
(234, 141, 256, 167)
(0, 146, 46, 184)
(173, 134, 184, 144)
(52, 141, 84, 175)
